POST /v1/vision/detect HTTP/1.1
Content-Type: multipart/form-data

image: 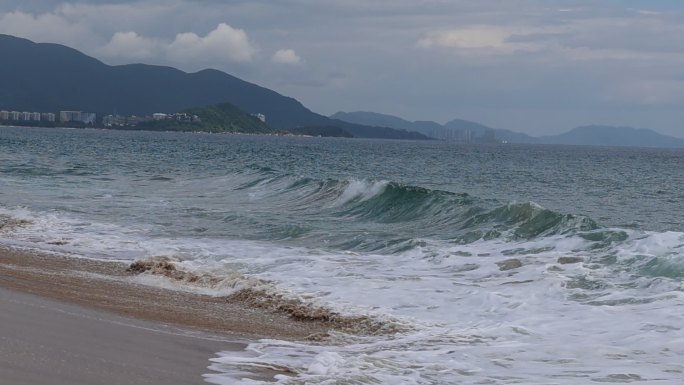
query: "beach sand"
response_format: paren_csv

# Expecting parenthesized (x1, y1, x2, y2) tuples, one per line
(0, 287, 238, 385)
(0, 247, 335, 384)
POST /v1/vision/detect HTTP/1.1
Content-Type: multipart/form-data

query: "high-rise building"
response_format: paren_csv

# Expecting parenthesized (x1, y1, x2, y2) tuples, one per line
(60, 111, 79, 122)
(60, 111, 96, 124)
(41, 113, 56, 122)
(80, 112, 96, 125)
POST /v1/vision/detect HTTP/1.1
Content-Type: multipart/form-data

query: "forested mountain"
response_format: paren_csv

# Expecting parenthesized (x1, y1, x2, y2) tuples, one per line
(0, 34, 426, 140)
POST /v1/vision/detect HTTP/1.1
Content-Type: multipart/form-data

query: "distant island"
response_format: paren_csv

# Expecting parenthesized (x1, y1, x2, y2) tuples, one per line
(536, 125, 684, 148)
(331, 111, 684, 148)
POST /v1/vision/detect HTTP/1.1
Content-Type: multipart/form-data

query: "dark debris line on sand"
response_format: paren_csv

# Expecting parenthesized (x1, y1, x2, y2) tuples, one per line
(126, 256, 402, 338)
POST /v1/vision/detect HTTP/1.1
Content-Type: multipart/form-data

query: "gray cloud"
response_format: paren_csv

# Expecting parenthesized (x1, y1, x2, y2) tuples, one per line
(271, 49, 302, 65)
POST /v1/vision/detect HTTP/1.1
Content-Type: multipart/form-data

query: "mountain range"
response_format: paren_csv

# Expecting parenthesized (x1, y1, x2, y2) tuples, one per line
(0, 34, 425, 140)
(331, 111, 684, 148)
(330, 111, 536, 143)
(2, 34, 682, 147)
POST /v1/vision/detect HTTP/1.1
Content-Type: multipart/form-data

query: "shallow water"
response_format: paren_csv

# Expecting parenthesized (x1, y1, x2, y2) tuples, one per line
(1, 127, 684, 384)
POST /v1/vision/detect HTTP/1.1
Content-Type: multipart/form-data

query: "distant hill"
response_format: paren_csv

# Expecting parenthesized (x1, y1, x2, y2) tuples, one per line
(134, 103, 273, 134)
(331, 111, 684, 148)
(288, 125, 353, 138)
(0, 34, 426, 140)
(331, 111, 437, 132)
(539, 125, 684, 148)
(331, 111, 537, 143)
(132, 103, 354, 137)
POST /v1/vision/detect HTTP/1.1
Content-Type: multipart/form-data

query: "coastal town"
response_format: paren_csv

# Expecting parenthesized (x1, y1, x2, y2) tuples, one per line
(0, 109, 95, 124)
(102, 112, 202, 127)
(0, 108, 209, 128)
(0, 106, 499, 141)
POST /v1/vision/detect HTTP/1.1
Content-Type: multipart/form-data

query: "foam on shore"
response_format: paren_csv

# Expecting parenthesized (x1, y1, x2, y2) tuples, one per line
(0, 247, 346, 341)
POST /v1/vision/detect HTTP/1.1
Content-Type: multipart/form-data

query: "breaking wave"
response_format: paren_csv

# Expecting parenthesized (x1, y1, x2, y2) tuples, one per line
(234, 170, 602, 248)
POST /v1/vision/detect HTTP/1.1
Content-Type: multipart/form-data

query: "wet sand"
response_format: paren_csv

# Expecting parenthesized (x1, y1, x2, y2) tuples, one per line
(0, 287, 238, 385)
(0, 247, 335, 384)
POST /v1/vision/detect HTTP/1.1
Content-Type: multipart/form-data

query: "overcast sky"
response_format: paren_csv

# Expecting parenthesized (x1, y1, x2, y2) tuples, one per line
(2, 0, 684, 136)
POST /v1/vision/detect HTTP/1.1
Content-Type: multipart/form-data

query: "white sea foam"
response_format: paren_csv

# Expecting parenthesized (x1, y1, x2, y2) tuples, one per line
(328, 179, 389, 207)
(202, 231, 684, 384)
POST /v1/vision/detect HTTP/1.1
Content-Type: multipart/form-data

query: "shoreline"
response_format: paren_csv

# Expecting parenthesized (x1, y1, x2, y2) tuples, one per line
(0, 247, 335, 340)
(0, 246, 341, 384)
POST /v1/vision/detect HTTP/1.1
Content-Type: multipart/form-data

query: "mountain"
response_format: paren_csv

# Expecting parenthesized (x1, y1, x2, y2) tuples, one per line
(288, 125, 353, 138)
(331, 111, 537, 143)
(539, 125, 684, 148)
(0, 34, 426, 140)
(330, 111, 438, 132)
(330, 111, 442, 137)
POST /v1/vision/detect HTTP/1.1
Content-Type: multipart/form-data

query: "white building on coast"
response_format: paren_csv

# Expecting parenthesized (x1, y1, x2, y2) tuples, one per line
(253, 113, 266, 123)
(0, 109, 65, 124)
(60, 111, 96, 125)
(41, 113, 56, 122)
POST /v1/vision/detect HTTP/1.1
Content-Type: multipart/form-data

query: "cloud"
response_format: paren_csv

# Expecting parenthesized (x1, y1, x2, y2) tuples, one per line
(271, 48, 302, 65)
(167, 23, 257, 64)
(415, 14, 684, 65)
(416, 25, 551, 55)
(99, 31, 159, 60)
(0, 10, 94, 46)
(95, 23, 258, 68)
(602, 80, 684, 105)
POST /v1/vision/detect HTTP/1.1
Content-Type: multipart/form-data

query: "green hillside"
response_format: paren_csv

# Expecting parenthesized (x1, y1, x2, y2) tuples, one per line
(134, 103, 271, 133)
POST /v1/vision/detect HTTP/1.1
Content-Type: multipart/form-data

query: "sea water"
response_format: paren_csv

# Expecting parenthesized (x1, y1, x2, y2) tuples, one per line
(1, 126, 683, 384)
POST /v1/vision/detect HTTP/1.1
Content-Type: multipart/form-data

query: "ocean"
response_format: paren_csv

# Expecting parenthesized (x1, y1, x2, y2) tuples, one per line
(1, 126, 683, 384)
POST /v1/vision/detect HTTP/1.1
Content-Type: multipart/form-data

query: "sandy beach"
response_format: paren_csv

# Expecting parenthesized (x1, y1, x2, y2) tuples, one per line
(0, 287, 239, 385)
(0, 247, 336, 384)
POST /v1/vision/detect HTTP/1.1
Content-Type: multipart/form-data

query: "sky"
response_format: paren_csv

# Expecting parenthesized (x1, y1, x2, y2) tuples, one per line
(1, 0, 684, 137)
